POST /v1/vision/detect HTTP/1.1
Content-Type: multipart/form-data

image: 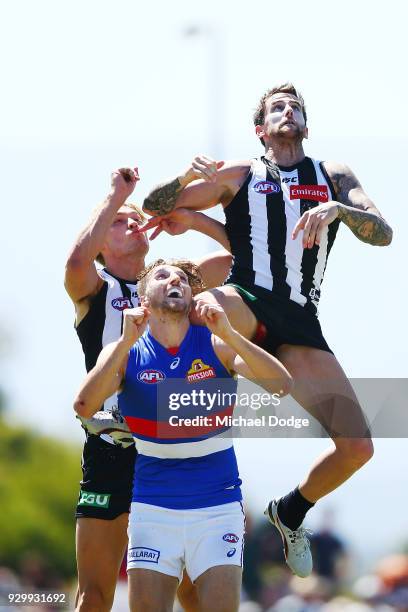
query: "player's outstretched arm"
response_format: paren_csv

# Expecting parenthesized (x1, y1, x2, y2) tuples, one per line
(325, 161, 393, 246)
(64, 168, 139, 303)
(139, 208, 231, 252)
(74, 306, 149, 418)
(142, 155, 249, 216)
(196, 300, 293, 397)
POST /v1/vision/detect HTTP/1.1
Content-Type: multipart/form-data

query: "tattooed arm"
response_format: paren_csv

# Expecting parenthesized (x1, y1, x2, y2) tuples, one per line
(143, 155, 250, 216)
(325, 161, 393, 246)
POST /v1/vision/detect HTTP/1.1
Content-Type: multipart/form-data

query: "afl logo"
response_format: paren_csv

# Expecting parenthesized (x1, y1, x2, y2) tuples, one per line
(253, 180, 281, 194)
(112, 297, 132, 311)
(137, 370, 165, 384)
(223, 533, 239, 543)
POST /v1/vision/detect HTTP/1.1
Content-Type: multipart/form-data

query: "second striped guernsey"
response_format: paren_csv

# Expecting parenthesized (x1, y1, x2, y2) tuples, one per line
(225, 156, 339, 313)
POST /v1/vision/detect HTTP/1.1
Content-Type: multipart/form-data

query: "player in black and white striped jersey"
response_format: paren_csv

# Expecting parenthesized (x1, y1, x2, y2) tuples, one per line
(142, 83, 393, 578)
(65, 167, 232, 611)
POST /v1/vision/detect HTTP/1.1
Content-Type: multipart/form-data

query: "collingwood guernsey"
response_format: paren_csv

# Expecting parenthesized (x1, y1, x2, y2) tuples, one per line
(76, 268, 138, 444)
(225, 156, 339, 313)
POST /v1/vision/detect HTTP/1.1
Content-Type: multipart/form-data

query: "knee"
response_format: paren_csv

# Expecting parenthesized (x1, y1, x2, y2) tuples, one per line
(336, 437, 374, 469)
(76, 584, 114, 612)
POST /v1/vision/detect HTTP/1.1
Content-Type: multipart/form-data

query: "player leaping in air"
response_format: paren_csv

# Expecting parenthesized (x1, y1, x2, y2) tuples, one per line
(140, 83, 393, 578)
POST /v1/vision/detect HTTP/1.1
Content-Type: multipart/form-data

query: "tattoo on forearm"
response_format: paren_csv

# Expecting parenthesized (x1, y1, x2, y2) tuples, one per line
(337, 206, 392, 246)
(329, 168, 393, 246)
(143, 178, 184, 216)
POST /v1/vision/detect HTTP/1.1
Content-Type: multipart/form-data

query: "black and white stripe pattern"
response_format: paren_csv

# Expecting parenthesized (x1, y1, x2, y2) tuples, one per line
(224, 157, 338, 313)
(76, 268, 138, 442)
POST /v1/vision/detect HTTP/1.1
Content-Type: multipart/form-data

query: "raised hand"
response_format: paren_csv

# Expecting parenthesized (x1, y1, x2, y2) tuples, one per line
(292, 201, 339, 248)
(195, 299, 234, 342)
(182, 154, 225, 185)
(110, 167, 140, 200)
(121, 306, 150, 346)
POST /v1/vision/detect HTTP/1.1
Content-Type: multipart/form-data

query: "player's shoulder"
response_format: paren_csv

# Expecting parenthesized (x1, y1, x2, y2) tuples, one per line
(218, 160, 252, 196)
(219, 159, 251, 178)
(322, 159, 354, 178)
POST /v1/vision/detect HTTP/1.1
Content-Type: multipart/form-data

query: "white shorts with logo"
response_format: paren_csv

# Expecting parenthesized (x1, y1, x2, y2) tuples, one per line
(127, 501, 245, 582)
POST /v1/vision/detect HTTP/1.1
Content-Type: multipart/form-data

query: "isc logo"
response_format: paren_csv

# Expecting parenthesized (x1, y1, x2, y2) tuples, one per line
(137, 370, 165, 384)
(111, 297, 132, 311)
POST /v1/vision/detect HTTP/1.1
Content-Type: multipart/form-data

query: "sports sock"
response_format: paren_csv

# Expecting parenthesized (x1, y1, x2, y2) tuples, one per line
(277, 486, 314, 531)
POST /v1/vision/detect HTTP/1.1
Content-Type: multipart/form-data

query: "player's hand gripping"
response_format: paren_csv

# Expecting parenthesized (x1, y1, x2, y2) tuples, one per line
(110, 167, 140, 200)
(136, 208, 199, 240)
(292, 201, 339, 248)
(182, 154, 225, 185)
(195, 299, 235, 343)
(120, 306, 150, 347)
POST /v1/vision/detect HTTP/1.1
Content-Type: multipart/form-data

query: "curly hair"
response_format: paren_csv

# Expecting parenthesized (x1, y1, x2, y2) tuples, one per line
(137, 258, 205, 297)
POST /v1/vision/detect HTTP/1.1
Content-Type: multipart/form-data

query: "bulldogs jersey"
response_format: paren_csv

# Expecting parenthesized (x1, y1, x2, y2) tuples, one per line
(119, 325, 242, 510)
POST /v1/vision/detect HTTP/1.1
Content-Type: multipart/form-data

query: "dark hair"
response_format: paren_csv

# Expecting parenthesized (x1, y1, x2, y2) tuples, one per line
(96, 203, 146, 265)
(253, 83, 307, 146)
(137, 258, 205, 297)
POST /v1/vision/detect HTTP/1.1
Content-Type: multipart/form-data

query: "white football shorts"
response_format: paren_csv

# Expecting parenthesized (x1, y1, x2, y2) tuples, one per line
(127, 501, 245, 582)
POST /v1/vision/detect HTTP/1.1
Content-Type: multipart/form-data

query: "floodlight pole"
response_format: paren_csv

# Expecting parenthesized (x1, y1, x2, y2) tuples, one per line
(182, 24, 227, 161)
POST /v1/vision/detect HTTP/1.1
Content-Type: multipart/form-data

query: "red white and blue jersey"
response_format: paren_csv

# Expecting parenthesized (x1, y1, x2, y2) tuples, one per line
(119, 325, 242, 509)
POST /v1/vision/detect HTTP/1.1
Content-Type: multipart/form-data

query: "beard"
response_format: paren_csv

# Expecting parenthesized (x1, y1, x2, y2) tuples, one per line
(147, 292, 190, 318)
(161, 299, 190, 316)
(276, 122, 304, 142)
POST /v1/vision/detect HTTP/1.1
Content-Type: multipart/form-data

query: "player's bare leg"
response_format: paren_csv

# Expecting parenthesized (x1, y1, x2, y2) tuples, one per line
(195, 565, 242, 612)
(177, 572, 200, 612)
(191, 286, 258, 340)
(264, 345, 373, 577)
(75, 515, 128, 612)
(276, 345, 373, 500)
(128, 569, 178, 612)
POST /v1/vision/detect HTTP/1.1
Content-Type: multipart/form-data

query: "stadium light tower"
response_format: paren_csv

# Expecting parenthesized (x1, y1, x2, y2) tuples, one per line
(182, 24, 227, 231)
(182, 24, 227, 161)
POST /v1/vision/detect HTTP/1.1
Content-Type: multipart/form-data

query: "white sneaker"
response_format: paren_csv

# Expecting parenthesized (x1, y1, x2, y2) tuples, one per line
(76, 411, 135, 448)
(264, 499, 313, 577)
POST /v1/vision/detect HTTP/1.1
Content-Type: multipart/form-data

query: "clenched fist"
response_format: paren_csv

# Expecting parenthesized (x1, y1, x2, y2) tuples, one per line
(121, 306, 150, 346)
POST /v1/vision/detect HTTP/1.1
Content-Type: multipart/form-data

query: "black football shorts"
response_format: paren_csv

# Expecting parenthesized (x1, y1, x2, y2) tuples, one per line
(75, 434, 137, 520)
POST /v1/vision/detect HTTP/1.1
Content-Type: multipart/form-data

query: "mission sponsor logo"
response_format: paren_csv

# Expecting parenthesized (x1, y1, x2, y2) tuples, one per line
(111, 297, 133, 311)
(128, 547, 160, 564)
(137, 369, 165, 384)
(290, 184, 329, 202)
(186, 358, 216, 383)
(253, 180, 281, 194)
